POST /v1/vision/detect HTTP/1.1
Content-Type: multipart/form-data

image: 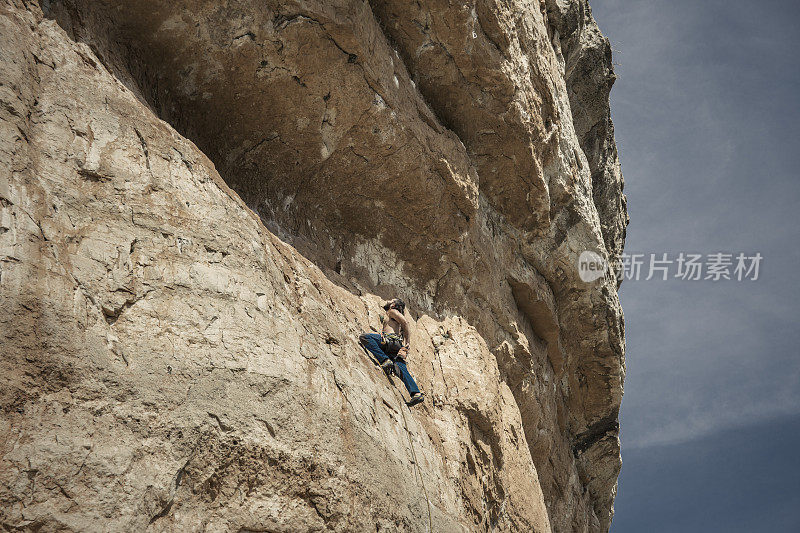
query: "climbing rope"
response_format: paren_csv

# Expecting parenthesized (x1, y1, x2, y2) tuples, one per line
(358, 339, 433, 531)
(390, 384, 433, 533)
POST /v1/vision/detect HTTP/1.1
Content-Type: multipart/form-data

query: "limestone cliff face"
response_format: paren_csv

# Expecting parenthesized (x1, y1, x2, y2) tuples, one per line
(0, 0, 626, 531)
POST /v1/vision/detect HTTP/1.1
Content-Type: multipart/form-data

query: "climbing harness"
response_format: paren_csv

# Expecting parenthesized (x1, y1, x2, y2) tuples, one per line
(380, 332, 404, 357)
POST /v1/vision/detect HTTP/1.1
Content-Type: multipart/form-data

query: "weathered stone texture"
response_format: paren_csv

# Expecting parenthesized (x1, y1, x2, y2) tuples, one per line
(1, 0, 627, 531)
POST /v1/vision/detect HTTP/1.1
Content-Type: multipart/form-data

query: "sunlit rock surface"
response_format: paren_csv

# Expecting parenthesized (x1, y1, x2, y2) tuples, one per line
(0, 0, 627, 530)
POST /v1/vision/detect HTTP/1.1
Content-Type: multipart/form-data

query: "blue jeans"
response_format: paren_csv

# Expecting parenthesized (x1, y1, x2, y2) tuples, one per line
(359, 333, 420, 395)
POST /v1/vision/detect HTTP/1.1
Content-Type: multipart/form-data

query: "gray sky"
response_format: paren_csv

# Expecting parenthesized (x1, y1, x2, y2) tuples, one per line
(589, 0, 800, 530)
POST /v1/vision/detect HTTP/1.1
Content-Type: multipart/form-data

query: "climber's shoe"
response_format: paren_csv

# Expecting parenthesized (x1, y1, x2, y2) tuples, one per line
(380, 359, 395, 376)
(406, 392, 425, 407)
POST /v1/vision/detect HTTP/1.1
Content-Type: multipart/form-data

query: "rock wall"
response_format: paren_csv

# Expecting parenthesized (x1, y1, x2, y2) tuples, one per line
(0, 0, 627, 531)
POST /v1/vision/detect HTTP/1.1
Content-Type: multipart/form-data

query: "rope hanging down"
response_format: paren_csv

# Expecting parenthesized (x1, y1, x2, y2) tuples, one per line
(358, 339, 433, 531)
(390, 384, 433, 533)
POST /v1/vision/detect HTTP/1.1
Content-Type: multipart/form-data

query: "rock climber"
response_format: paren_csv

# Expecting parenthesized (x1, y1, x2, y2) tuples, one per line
(359, 298, 424, 407)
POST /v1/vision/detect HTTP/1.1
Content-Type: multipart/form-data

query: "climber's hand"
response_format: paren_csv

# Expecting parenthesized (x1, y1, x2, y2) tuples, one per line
(397, 346, 409, 359)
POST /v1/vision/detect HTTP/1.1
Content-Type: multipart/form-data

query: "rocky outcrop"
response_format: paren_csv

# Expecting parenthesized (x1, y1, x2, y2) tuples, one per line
(1, 0, 626, 531)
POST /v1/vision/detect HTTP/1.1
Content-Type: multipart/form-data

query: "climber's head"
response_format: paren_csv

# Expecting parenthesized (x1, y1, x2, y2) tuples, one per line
(383, 298, 406, 314)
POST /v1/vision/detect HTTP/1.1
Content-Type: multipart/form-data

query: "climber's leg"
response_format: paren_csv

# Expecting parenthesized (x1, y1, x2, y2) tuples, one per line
(393, 358, 421, 396)
(359, 333, 390, 364)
